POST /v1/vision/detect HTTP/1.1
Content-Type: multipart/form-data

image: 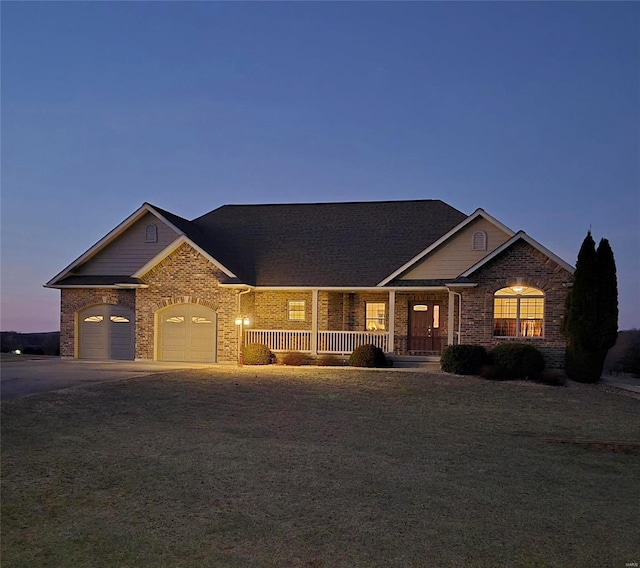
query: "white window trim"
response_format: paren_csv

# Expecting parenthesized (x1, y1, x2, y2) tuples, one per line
(287, 300, 306, 321)
(365, 302, 387, 331)
(493, 287, 545, 339)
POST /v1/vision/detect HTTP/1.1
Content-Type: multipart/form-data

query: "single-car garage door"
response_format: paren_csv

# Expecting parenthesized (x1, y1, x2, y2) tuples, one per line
(79, 305, 134, 360)
(158, 304, 217, 362)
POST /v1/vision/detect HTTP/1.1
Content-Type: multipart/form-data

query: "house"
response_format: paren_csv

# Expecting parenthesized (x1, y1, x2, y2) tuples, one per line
(45, 199, 574, 367)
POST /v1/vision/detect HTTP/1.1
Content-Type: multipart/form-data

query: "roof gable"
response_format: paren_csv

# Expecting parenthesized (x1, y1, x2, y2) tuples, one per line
(132, 236, 237, 280)
(378, 209, 514, 286)
(460, 231, 575, 277)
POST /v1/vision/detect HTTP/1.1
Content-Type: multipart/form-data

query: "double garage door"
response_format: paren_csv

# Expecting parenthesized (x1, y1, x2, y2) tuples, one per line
(78, 303, 217, 362)
(79, 305, 135, 360)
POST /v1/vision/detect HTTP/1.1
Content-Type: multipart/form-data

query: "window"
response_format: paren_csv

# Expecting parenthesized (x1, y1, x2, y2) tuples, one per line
(472, 231, 487, 251)
(84, 315, 103, 323)
(110, 316, 130, 323)
(365, 302, 386, 331)
(412, 304, 440, 328)
(493, 286, 544, 338)
(288, 300, 306, 321)
(145, 224, 158, 243)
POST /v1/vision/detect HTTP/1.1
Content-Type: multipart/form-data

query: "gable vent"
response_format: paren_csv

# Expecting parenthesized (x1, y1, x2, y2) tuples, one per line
(145, 224, 158, 243)
(472, 231, 487, 251)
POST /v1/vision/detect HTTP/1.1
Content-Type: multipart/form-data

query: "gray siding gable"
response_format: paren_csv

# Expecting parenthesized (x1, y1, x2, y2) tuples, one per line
(74, 213, 180, 276)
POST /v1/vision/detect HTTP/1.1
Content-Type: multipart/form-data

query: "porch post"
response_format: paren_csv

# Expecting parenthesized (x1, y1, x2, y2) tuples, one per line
(388, 290, 395, 354)
(448, 290, 455, 346)
(311, 289, 319, 356)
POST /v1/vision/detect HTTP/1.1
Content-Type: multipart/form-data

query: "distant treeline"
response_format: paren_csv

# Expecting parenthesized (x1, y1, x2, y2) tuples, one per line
(604, 329, 640, 376)
(1, 331, 60, 356)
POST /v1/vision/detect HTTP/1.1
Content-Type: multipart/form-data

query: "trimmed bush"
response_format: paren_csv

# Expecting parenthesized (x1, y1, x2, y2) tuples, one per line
(243, 343, 274, 365)
(440, 345, 489, 375)
(348, 344, 387, 368)
(491, 343, 545, 380)
(316, 354, 346, 367)
(281, 351, 313, 366)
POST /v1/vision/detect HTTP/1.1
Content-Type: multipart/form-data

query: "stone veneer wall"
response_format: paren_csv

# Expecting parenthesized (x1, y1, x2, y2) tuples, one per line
(461, 240, 573, 368)
(59, 289, 136, 357)
(135, 243, 239, 362)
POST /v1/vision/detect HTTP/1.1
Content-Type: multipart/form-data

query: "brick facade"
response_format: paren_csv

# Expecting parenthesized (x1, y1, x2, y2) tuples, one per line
(135, 243, 239, 362)
(60, 289, 136, 357)
(59, 238, 571, 367)
(244, 291, 313, 330)
(394, 292, 449, 355)
(461, 240, 572, 368)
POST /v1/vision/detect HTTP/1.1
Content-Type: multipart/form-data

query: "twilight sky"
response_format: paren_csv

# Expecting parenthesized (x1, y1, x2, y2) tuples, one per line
(1, 1, 638, 332)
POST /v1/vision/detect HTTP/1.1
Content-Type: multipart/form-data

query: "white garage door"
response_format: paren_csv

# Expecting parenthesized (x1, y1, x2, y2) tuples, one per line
(158, 304, 217, 363)
(79, 305, 134, 360)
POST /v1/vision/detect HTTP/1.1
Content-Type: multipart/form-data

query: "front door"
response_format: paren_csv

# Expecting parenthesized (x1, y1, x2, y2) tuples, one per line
(408, 302, 441, 354)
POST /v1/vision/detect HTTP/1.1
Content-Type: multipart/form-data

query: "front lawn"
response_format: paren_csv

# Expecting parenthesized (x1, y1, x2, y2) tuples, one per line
(2, 367, 639, 567)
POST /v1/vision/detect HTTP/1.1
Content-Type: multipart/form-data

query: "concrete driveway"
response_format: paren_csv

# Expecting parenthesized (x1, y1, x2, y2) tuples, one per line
(0, 357, 217, 400)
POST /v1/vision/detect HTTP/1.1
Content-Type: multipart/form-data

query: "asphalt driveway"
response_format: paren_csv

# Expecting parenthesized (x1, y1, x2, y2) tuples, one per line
(0, 357, 217, 400)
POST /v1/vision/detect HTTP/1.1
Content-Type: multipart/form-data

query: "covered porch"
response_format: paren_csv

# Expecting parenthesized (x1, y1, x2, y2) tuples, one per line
(238, 287, 465, 358)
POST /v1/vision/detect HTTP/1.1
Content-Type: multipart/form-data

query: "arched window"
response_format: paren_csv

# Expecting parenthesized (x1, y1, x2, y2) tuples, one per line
(493, 286, 544, 338)
(472, 231, 487, 251)
(145, 224, 158, 243)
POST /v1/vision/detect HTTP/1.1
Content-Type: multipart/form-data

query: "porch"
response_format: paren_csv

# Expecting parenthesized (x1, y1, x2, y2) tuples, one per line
(244, 329, 447, 358)
(240, 289, 459, 357)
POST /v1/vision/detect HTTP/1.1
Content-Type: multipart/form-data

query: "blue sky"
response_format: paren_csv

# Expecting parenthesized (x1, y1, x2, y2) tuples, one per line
(1, 1, 638, 332)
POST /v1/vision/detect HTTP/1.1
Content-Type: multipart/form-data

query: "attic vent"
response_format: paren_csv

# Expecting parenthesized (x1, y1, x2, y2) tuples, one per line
(145, 224, 158, 243)
(472, 230, 487, 251)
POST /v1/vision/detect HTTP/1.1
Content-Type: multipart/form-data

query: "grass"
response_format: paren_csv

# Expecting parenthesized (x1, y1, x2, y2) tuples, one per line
(2, 367, 639, 567)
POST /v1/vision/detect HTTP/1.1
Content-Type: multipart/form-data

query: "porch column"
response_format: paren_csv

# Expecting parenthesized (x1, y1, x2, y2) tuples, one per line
(311, 289, 319, 356)
(388, 290, 395, 354)
(448, 290, 455, 346)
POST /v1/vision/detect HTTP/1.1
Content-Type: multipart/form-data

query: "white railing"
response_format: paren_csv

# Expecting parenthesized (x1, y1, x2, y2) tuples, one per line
(245, 329, 389, 354)
(318, 331, 389, 354)
(246, 330, 311, 352)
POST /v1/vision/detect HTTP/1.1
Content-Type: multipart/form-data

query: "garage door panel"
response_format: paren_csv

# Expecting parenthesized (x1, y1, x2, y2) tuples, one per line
(159, 304, 216, 362)
(190, 338, 213, 350)
(79, 305, 134, 360)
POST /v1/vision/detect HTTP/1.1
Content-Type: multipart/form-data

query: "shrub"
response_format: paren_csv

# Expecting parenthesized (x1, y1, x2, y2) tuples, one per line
(348, 344, 387, 368)
(491, 343, 545, 380)
(281, 351, 313, 366)
(316, 354, 345, 367)
(242, 343, 274, 365)
(440, 345, 489, 375)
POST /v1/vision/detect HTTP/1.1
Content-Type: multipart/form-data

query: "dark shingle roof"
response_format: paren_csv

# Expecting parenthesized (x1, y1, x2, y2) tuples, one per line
(56, 276, 146, 286)
(179, 200, 466, 287)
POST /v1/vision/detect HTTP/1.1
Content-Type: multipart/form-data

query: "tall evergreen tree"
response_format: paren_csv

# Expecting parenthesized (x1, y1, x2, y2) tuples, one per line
(564, 231, 618, 382)
(596, 238, 618, 353)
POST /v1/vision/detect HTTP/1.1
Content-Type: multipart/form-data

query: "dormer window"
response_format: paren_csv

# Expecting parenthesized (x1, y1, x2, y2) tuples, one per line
(472, 230, 487, 251)
(145, 224, 158, 243)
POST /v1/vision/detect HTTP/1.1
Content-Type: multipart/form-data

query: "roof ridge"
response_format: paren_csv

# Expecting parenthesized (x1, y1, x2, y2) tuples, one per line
(219, 198, 447, 208)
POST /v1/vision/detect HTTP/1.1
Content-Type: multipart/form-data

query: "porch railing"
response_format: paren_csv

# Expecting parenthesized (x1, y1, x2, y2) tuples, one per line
(245, 330, 390, 354)
(246, 330, 311, 352)
(317, 331, 389, 354)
